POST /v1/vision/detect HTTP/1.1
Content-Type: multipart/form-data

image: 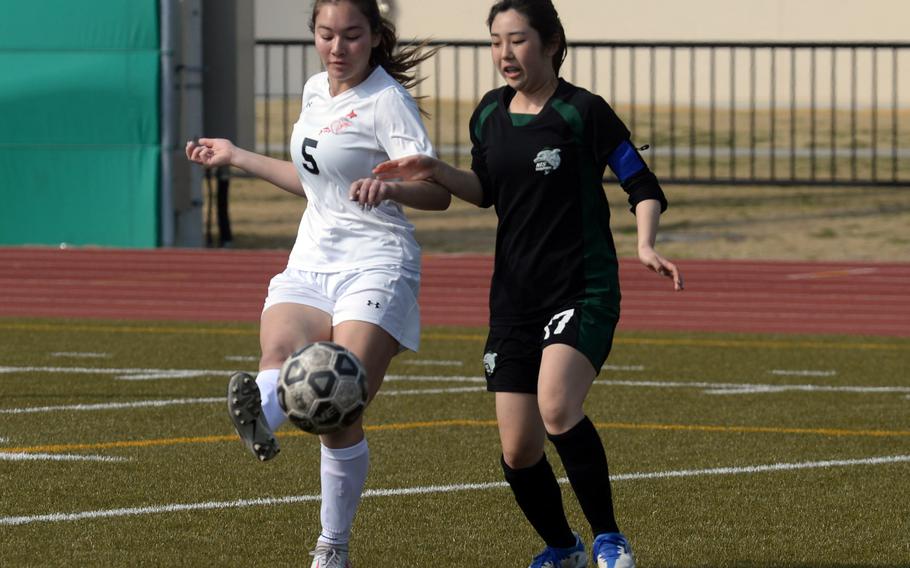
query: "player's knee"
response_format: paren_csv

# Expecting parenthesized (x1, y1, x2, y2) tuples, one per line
(539, 401, 583, 435)
(502, 449, 541, 470)
(319, 423, 365, 448)
(259, 344, 296, 370)
(501, 441, 544, 469)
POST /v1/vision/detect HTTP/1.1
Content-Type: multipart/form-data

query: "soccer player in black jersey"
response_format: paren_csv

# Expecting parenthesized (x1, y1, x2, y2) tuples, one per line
(372, 1, 682, 566)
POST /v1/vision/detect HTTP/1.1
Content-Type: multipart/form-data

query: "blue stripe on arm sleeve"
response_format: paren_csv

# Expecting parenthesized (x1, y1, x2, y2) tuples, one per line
(606, 140, 646, 183)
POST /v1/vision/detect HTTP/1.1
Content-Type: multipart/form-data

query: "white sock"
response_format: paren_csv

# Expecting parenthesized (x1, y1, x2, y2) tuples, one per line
(254, 369, 286, 430)
(317, 438, 370, 547)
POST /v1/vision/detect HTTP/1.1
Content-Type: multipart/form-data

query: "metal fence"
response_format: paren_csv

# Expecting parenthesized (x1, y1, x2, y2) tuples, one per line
(256, 39, 910, 186)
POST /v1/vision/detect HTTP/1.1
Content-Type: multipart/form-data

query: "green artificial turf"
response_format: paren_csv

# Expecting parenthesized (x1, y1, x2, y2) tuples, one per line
(0, 318, 908, 566)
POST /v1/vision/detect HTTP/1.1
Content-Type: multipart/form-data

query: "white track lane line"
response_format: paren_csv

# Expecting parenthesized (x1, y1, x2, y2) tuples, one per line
(1, 454, 906, 526)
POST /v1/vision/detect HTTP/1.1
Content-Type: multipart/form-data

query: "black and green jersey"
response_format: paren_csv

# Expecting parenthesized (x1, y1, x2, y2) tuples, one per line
(470, 78, 666, 325)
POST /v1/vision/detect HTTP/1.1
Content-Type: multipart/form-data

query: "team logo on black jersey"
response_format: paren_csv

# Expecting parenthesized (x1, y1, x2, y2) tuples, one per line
(483, 352, 497, 376)
(533, 148, 562, 175)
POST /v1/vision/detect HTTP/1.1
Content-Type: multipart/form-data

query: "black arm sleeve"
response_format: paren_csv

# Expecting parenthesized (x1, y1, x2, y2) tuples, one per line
(621, 168, 668, 213)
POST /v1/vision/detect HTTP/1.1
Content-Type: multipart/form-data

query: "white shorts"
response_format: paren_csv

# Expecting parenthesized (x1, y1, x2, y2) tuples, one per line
(263, 265, 421, 352)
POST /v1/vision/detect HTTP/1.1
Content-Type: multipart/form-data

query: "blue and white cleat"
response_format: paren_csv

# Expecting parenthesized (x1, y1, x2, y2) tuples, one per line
(529, 533, 587, 568)
(592, 532, 635, 568)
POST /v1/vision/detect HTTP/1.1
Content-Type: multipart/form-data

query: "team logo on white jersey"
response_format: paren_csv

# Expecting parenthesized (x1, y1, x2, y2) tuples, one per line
(483, 352, 497, 376)
(534, 148, 562, 175)
(320, 110, 358, 135)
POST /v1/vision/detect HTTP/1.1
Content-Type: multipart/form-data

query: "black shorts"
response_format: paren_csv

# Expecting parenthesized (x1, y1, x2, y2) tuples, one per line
(482, 300, 619, 394)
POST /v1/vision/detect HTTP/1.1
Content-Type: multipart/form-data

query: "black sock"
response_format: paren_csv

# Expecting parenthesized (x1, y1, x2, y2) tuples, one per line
(548, 416, 620, 536)
(501, 454, 576, 548)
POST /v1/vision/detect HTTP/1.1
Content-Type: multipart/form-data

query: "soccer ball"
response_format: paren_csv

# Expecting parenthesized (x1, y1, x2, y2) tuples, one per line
(277, 341, 368, 434)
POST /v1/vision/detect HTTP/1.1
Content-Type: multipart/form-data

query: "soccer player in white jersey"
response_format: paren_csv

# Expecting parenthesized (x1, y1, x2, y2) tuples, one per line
(186, 1, 449, 566)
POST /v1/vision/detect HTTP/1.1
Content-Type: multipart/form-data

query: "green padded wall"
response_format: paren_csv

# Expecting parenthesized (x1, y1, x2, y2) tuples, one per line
(0, 0, 160, 247)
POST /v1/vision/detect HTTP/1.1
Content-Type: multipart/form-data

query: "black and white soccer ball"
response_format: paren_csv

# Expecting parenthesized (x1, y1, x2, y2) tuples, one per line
(277, 341, 368, 434)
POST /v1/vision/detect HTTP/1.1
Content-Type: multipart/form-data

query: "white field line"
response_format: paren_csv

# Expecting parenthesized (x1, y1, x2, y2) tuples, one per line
(0, 397, 222, 415)
(0, 453, 128, 463)
(406, 359, 464, 367)
(605, 379, 910, 396)
(380, 387, 486, 396)
(603, 364, 645, 372)
(0, 367, 910, 414)
(770, 369, 837, 377)
(50, 352, 111, 359)
(2, 366, 907, 401)
(2, 454, 907, 526)
(385, 375, 485, 383)
(0, 386, 488, 414)
(224, 356, 258, 362)
(0, 366, 229, 381)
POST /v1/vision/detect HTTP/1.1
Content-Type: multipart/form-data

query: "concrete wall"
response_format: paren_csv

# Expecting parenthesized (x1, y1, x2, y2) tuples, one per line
(255, 0, 311, 39)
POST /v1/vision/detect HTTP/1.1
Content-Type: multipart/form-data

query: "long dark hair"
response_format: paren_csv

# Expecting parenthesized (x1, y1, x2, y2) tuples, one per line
(310, 0, 437, 93)
(487, 0, 567, 74)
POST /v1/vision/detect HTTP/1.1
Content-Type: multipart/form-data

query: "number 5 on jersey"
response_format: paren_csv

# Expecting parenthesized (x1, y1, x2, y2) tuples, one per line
(543, 308, 575, 340)
(302, 137, 319, 174)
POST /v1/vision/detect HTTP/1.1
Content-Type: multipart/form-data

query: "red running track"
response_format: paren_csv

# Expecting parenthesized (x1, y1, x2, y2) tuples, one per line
(1, 247, 908, 337)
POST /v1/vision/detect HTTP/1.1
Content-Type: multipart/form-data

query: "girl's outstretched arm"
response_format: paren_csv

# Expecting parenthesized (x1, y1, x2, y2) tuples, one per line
(186, 138, 305, 197)
(373, 155, 485, 207)
(348, 177, 451, 211)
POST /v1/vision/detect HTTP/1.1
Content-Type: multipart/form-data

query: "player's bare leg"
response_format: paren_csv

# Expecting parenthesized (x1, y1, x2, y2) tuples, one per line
(307, 320, 398, 567)
(228, 303, 331, 462)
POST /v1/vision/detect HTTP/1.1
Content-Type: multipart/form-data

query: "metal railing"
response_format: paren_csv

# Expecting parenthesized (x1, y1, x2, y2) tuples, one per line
(255, 39, 910, 186)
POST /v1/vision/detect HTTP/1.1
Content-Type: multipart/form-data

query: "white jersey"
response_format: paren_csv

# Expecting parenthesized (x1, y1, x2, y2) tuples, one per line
(287, 66, 435, 273)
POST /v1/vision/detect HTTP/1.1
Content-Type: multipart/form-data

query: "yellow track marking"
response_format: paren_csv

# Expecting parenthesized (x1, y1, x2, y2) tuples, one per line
(3, 420, 907, 455)
(786, 268, 878, 280)
(0, 322, 255, 336)
(2, 435, 239, 454)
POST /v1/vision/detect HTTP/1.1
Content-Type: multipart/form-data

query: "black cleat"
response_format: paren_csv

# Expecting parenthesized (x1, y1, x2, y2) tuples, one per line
(227, 372, 279, 462)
